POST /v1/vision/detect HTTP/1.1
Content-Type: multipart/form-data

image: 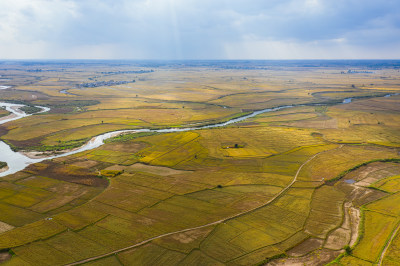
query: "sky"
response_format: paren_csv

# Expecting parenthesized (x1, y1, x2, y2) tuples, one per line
(0, 0, 399, 60)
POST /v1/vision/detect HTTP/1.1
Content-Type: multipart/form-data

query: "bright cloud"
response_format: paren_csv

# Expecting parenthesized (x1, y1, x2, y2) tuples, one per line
(0, 0, 399, 59)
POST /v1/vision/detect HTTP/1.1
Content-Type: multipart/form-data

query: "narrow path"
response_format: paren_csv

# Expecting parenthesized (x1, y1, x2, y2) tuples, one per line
(65, 145, 341, 265)
(377, 221, 400, 266)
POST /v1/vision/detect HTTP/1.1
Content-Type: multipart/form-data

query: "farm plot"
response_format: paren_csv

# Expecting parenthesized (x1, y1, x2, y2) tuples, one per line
(297, 145, 400, 182)
(333, 162, 400, 265)
(0, 65, 399, 265)
(0, 172, 103, 227)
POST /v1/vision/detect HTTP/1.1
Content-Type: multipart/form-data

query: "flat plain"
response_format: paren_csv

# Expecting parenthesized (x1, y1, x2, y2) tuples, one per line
(0, 60, 399, 265)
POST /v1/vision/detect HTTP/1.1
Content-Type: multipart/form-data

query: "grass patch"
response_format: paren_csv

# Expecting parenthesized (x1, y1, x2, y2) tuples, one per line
(29, 138, 90, 152)
(104, 132, 158, 143)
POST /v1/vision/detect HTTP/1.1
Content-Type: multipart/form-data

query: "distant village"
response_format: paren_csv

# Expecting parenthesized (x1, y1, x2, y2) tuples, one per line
(341, 69, 374, 74)
(79, 69, 154, 87)
(99, 69, 154, 75)
(77, 79, 135, 88)
(27, 69, 64, 72)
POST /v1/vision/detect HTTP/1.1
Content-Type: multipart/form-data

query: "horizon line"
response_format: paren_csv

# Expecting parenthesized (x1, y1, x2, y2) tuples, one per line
(1, 58, 400, 61)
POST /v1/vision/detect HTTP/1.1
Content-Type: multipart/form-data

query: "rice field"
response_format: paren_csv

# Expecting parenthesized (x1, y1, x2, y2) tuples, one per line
(0, 63, 400, 265)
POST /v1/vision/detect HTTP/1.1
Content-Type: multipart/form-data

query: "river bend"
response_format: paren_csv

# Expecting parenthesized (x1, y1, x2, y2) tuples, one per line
(0, 94, 397, 177)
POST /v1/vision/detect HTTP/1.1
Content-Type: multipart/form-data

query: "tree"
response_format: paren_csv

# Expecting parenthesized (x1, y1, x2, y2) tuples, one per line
(344, 245, 352, 255)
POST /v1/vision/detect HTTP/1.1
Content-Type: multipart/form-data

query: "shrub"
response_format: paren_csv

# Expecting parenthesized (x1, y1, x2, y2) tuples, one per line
(0, 161, 7, 169)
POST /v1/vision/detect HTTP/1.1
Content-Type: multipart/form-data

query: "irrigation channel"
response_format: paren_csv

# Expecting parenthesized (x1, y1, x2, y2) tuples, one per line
(0, 93, 397, 177)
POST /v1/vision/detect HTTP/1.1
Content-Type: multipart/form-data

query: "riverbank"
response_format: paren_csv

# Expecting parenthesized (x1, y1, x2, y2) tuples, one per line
(0, 93, 397, 177)
(0, 161, 8, 173)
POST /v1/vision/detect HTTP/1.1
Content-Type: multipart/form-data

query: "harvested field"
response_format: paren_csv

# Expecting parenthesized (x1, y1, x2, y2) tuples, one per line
(25, 161, 109, 187)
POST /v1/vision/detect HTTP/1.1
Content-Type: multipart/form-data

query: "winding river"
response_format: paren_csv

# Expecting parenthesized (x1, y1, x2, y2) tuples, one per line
(0, 93, 397, 177)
